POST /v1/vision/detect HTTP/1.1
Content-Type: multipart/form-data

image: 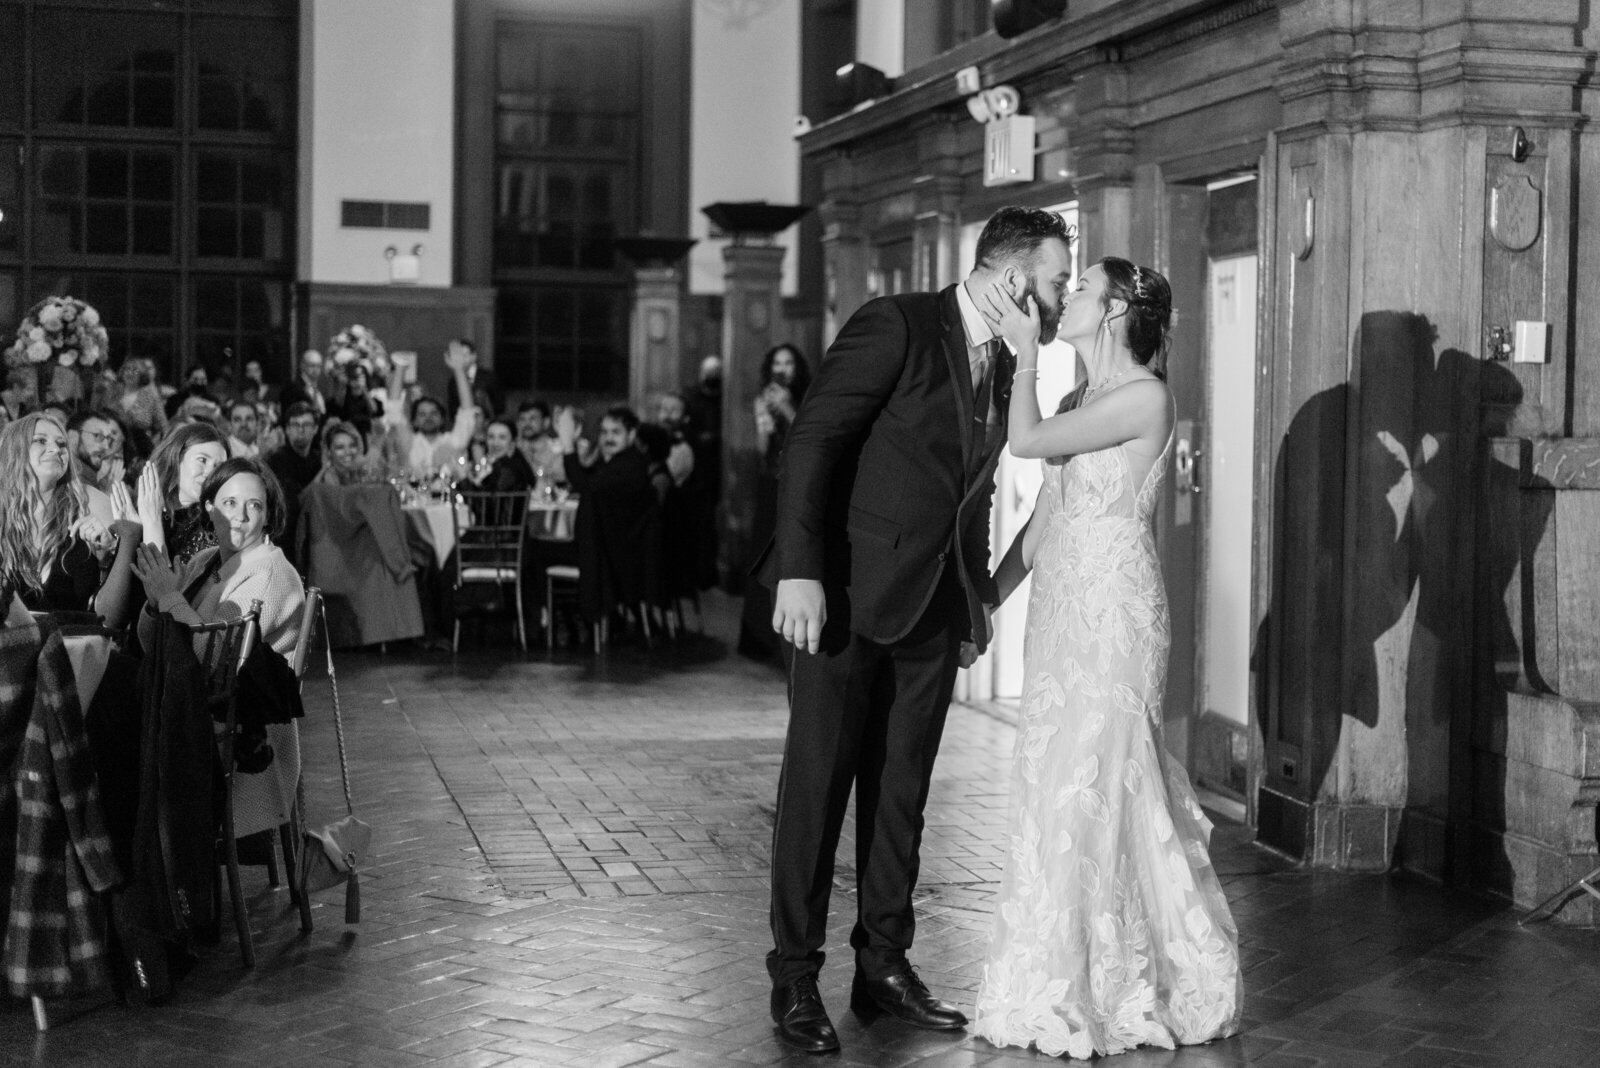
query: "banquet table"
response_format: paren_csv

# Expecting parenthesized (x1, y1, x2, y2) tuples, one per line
(403, 498, 475, 567)
(527, 495, 579, 541)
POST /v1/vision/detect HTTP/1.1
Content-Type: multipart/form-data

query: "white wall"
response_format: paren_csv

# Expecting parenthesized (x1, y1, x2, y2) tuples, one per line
(299, 0, 455, 286)
(856, 0, 905, 78)
(688, 0, 801, 296)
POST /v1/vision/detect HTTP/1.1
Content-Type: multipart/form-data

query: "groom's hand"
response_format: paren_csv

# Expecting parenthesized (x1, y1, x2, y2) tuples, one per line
(773, 579, 826, 655)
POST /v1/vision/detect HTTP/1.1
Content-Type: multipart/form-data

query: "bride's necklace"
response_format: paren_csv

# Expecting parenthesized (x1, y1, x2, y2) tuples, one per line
(1083, 364, 1138, 402)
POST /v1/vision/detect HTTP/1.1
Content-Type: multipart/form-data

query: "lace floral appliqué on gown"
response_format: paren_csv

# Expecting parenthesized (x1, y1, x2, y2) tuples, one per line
(974, 436, 1241, 1059)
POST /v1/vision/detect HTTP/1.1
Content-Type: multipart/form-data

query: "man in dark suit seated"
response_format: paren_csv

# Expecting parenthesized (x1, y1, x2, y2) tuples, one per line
(543, 404, 659, 640)
(277, 349, 330, 423)
(266, 402, 323, 564)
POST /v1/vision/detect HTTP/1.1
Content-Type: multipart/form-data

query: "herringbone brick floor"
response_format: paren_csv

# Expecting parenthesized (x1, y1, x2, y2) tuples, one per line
(6, 594, 1600, 1066)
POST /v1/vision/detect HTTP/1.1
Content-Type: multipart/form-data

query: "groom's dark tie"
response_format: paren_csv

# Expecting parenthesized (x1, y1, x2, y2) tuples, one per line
(971, 338, 1000, 401)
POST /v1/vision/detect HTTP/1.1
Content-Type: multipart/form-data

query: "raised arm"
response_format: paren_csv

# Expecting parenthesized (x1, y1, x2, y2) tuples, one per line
(443, 344, 479, 449)
(91, 484, 143, 631)
(974, 279, 1169, 459)
(1009, 379, 1170, 459)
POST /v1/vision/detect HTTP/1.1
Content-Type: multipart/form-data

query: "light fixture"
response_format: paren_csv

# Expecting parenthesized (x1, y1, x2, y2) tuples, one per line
(385, 244, 424, 285)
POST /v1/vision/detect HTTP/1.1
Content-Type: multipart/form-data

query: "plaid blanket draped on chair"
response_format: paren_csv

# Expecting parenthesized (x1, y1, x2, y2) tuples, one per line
(0, 617, 123, 998)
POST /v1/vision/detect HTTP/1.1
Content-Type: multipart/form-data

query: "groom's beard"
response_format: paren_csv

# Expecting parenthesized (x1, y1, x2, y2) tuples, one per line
(1023, 279, 1063, 345)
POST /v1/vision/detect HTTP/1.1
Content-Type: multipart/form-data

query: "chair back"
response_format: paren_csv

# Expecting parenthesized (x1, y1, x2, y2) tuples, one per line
(290, 586, 323, 680)
(188, 599, 263, 753)
(452, 490, 530, 587)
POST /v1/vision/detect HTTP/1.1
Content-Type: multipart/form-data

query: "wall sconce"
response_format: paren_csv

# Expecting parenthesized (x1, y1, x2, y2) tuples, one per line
(386, 244, 423, 285)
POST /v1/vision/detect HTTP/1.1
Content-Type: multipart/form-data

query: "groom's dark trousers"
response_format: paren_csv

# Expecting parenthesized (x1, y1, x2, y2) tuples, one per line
(756, 287, 1010, 989)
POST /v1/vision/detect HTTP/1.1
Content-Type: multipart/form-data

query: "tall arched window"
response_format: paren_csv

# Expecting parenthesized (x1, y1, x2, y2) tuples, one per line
(0, 0, 297, 387)
(491, 19, 640, 394)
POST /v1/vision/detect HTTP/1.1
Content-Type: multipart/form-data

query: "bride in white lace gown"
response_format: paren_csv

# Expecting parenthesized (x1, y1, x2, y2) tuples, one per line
(969, 258, 1241, 1059)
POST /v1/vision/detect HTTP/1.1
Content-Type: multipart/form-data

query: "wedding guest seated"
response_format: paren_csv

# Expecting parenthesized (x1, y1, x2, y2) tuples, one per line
(277, 349, 330, 423)
(0, 413, 140, 628)
(380, 343, 479, 477)
(113, 357, 167, 455)
(132, 458, 304, 668)
(266, 403, 321, 485)
(135, 421, 230, 566)
(633, 423, 678, 505)
(130, 457, 307, 862)
(335, 361, 385, 444)
(97, 409, 135, 490)
(444, 338, 503, 420)
(552, 405, 662, 633)
(164, 363, 219, 420)
(313, 419, 378, 486)
(514, 400, 565, 485)
(66, 408, 119, 523)
(1, 366, 32, 423)
(241, 359, 272, 405)
(226, 398, 264, 459)
(653, 392, 697, 487)
(467, 417, 535, 493)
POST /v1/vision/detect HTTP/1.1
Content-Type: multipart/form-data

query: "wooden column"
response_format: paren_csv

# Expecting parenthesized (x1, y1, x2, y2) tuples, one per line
(817, 154, 868, 348)
(718, 242, 787, 588)
(626, 265, 686, 412)
(1254, 0, 1593, 880)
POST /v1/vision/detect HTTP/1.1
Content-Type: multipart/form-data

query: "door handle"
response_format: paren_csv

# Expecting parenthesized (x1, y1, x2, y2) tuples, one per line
(1175, 438, 1203, 495)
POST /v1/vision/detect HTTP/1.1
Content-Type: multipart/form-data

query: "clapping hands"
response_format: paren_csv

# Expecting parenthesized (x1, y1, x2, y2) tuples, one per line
(131, 543, 182, 603)
(135, 464, 167, 552)
(108, 482, 143, 543)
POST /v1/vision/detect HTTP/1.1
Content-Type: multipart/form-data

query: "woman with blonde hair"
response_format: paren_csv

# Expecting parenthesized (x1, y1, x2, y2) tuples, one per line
(0, 413, 139, 627)
(313, 419, 376, 486)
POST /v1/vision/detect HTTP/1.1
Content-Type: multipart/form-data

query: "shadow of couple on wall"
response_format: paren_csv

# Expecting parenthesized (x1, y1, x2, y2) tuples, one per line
(1256, 310, 1541, 876)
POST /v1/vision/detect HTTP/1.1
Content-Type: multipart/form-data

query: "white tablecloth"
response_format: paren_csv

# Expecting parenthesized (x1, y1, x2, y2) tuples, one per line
(527, 497, 578, 541)
(404, 501, 473, 568)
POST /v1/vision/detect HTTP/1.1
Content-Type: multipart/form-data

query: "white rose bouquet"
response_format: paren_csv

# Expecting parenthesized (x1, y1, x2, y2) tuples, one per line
(5, 295, 110, 411)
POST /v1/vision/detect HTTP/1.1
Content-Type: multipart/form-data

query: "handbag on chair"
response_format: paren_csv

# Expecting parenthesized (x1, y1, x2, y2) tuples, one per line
(297, 599, 371, 924)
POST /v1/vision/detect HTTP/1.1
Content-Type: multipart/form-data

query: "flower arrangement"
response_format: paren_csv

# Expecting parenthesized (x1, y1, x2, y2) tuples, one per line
(4, 296, 110, 412)
(329, 323, 388, 370)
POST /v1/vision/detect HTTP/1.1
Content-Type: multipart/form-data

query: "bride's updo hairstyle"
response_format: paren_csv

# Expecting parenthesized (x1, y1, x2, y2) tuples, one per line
(1098, 256, 1173, 380)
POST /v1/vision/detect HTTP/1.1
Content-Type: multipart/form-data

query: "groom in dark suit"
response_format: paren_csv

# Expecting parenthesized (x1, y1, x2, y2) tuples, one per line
(759, 207, 1075, 1052)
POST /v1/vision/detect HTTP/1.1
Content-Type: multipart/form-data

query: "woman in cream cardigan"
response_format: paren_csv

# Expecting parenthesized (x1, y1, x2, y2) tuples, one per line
(133, 456, 306, 839)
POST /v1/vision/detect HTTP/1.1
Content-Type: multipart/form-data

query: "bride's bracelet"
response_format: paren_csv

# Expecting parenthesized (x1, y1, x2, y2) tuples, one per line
(1015, 367, 1039, 377)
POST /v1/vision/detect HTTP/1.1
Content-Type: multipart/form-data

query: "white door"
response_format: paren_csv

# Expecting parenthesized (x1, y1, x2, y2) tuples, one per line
(1199, 253, 1258, 738)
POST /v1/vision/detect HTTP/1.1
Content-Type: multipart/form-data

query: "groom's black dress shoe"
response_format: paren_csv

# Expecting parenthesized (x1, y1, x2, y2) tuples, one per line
(771, 975, 840, 1053)
(850, 963, 968, 1030)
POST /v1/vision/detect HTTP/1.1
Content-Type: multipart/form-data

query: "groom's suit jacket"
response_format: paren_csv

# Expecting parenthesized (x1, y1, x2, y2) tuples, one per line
(755, 284, 1011, 651)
